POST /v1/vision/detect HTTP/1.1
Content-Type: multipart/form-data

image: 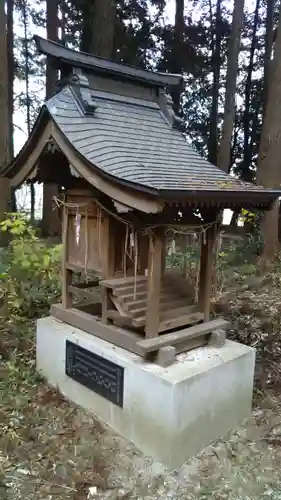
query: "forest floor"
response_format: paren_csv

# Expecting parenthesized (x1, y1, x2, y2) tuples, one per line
(2, 236, 281, 499)
(2, 353, 281, 500)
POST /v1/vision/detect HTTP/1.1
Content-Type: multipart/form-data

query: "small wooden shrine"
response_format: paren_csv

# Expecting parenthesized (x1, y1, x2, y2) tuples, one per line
(4, 36, 281, 365)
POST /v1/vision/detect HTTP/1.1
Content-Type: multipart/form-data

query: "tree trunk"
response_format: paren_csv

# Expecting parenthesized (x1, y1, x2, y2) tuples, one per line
(256, 2, 281, 261)
(263, 0, 274, 113)
(0, 0, 11, 243)
(46, 0, 58, 99)
(218, 0, 245, 172)
(42, 0, 61, 236)
(171, 0, 185, 114)
(21, 0, 35, 222)
(7, 0, 14, 163)
(208, 0, 221, 165)
(260, 200, 280, 262)
(60, 0, 66, 45)
(7, 0, 16, 211)
(81, 0, 116, 57)
(242, 0, 260, 181)
(80, 1, 94, 52)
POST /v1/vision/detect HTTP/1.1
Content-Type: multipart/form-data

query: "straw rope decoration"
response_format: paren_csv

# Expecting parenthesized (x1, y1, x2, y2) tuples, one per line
(53, 196, 219, 303)
(84, 204, 89, 277)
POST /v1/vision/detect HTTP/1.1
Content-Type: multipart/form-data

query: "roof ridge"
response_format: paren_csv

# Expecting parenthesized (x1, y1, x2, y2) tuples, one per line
(34, 36, 183, 88)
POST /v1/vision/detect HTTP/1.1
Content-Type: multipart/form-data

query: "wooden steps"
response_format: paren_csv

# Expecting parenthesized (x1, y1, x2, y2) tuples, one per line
(101, 276, 147, 287)
(123, 290, 174, 307)
(100, 274, 200, 333)
(133, 305, 203, 331)
(128, 297, 189, 316)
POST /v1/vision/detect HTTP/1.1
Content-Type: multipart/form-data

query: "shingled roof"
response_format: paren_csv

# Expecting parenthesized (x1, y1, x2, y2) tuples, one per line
(45, 86, 273, 196)
(3, 36, 281, 209)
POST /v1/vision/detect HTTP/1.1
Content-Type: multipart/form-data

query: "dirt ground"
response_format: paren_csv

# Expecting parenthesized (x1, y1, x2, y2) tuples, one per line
(2, 363, 281, 500)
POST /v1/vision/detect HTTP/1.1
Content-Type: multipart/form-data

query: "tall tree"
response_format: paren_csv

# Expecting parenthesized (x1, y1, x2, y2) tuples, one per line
(208, 0, 222, 165)
(60, 0, 67, 44)
(20, 0, 35, 220)
(80, 0, 94, 52)
(7, 0, 14, 162)
(171, 0, 185, 113)
(0, 0, 11, 242)
(263, 0, 274, 111)
(114, 0, 165, 68)
(256, 1, 281, 260)
(81, 0, 116, 57)
(91, 0, 116, 57)
(42, 0, 61, 236)
(46, 0, 59, 97)
(218, 0, 245, 172)
(241, 0, 260, 181)
(7, 0, 16, 211)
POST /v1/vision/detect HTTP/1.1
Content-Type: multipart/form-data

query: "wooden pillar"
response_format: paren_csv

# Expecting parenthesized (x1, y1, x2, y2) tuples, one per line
(103, 215, 115, 278)
(101, 287, 110, 324)
(198, 224, 217, 322)
(61, 206, 72, 309)
(101, 215, 115, 324)
(145, 228, 164, 338)
(42, 184, 61, 236)
(161, 231, 166, 274)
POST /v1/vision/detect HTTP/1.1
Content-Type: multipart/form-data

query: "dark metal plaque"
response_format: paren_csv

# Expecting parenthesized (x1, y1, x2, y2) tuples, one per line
(65, 340, 124, 407)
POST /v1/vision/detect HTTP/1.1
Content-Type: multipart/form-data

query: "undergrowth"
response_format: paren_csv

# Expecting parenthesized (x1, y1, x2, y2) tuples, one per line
(0, 214, 61, 380)
(0, 213, 61, 319)
(0, 215, 112, 500)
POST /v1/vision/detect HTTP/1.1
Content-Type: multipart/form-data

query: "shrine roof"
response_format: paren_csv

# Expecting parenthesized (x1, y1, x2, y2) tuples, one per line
(3, 37, 281, 209)
(44, 86, 271, 196)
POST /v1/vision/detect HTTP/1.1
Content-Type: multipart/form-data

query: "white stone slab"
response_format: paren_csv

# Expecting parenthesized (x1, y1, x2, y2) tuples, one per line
(36, 316, 255, 469)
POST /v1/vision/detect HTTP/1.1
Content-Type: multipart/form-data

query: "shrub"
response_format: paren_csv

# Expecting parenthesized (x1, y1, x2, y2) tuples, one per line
(0, 213, 62, 319)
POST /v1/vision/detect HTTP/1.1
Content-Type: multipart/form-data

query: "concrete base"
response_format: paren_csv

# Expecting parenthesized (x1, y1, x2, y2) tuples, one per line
(36, 316, 256, 469)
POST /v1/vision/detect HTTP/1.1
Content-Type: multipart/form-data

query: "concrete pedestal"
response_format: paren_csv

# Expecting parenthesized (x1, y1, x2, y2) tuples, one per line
(36, 316, 255, 469)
